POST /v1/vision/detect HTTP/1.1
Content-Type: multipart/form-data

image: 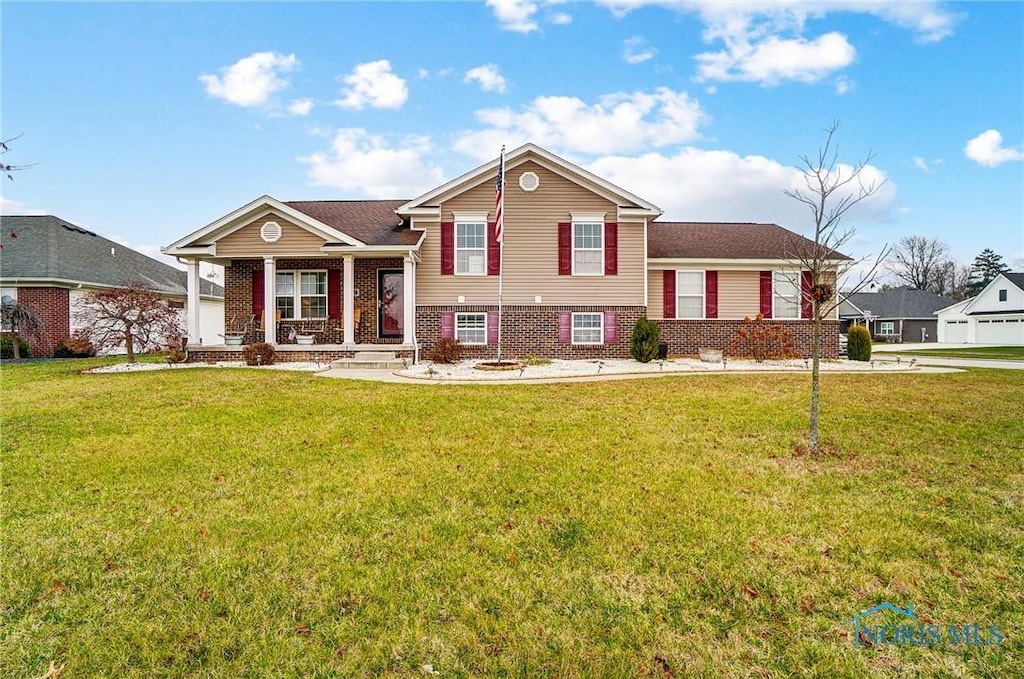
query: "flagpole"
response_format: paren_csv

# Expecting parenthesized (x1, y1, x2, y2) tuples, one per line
(496, 145, 506, 363)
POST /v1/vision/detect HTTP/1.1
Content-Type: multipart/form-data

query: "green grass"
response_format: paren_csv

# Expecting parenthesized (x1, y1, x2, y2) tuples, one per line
(887, 346, 1024, 361)
(2, 360, 1022, 677)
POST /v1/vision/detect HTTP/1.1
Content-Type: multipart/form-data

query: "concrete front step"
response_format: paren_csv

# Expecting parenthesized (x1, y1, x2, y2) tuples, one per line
(353, 351, 397, 361)
(330, 358, 407, 370)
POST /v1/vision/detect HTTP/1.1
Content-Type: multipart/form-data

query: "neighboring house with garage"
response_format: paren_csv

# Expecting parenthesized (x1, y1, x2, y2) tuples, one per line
(935, 272, 1024, 345)
(162, 143, 845, 363)
(1, 215, 224, 356)
(838, 286, 955, 343)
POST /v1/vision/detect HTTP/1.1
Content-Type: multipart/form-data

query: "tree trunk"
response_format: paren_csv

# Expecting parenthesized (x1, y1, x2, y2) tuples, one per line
(808, 303, 822, 450)
(12, 333, 21, 359)
(125, 324, 135, 364)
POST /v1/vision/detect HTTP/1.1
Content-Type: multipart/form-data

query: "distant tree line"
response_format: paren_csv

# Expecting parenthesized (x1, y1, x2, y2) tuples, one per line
(889, 236, 1011, 300)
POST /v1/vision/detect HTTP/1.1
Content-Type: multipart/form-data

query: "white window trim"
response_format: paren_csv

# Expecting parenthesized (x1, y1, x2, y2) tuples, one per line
(772, 270, 801, 320)
(276, 269, 328, 320)
(454, 220, 487, 277)
(455, 312, 487, 345)
(572, 312, 604, 345)
(879, 321, 895, 335)
(571, 222, 604, 277)
(675, 270, 706, 320)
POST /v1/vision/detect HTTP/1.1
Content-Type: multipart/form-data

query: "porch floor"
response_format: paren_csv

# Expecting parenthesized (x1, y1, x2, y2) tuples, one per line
(187, 343, 414, 352)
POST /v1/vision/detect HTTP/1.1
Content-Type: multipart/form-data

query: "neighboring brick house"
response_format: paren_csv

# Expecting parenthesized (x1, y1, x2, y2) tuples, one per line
(1, 215, 224, 356)
(838, 286, 955, 343)
(163, 143, 846, 362)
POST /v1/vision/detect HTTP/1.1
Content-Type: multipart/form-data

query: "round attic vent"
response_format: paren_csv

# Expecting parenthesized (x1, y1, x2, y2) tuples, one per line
(260, 221, 282, 243)
(519, 171, 539, 192)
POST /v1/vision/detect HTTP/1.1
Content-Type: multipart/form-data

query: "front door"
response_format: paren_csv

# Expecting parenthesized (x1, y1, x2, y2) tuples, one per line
(378, 269, 404, 339)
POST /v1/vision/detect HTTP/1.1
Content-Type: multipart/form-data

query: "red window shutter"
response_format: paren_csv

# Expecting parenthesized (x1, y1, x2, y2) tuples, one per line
(440, 312, 455, 339)
(487, 222, 500, 276)
(604, 311, 618, 343)
(440, 222, 455, 275)
(663, 270, 676, 319)
(759, 271, 773, 318)
(604, 223, 618, 275)
(558, 222, 571, 275)
(801, 270, 813, 318)
(328, 268, 341, 319)
(705, 270, 718, 319)
(487, 311, 498, 344)
(557, 311, 572, 343)
(252, 270, 264, 319)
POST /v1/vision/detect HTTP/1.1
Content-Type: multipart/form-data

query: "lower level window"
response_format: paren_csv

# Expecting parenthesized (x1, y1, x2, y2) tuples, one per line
(276, 270, 327, 319)
(573, 312, 603, 344)
(879, 321, 895, 335)
(455, 313, 486, 345)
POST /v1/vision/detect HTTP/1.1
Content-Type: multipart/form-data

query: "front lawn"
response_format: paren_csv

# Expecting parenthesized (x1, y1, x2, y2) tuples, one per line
(2, 361, 1021, 677)
(887, 346, 1024, 361)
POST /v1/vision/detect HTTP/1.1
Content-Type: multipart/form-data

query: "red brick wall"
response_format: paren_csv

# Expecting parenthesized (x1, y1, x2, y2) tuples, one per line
(416, 305, 645, 360)
(223, 257, 404, 344)
(13, 287, 70, 356)
(656, 319, 840, 359)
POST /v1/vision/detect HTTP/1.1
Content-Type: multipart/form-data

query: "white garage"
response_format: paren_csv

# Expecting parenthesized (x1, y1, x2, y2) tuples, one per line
(942, 319, 969, 343)
(936, 273, 1024, 345)
(975, 317, 1024, 344)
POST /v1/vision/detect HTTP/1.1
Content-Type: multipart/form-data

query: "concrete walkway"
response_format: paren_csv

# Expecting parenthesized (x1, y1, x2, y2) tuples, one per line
(872, 355, 1024, 371)
(873, 342, 1005, 352)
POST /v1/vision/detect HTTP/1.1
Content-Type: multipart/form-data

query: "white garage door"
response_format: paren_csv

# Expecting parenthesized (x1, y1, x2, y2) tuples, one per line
(975, 317, 1024, 345)
(943, 319, 968, 343)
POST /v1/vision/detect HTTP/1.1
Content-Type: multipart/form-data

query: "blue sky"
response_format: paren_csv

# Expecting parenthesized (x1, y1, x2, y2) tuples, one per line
(3, 1, 1022, 279)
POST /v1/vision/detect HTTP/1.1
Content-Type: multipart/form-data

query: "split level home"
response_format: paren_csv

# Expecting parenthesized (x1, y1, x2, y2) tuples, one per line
(1, 215, 224, 356)
(935, 272, 1024, 345)
(162, 143, 846, 362)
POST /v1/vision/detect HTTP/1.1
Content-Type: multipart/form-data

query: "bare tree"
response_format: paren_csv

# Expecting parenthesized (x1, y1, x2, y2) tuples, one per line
(930, 260, 972, 300)
(783, 121, 890, 453)
(890, 235, 949, 290)
(1, 134, 35, 181)
(75, 283, 182, 363)
(1, 300, 43, 359)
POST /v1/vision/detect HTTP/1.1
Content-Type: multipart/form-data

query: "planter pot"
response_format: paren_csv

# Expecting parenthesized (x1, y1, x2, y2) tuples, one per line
(295, 334, 315, 346)
(698, 348, 723, 363)
(224, 334, 244, 347)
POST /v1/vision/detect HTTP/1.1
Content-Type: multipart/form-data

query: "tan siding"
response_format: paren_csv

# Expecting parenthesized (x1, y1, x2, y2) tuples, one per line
(647, 271, 664, 319)
(718, 270, 760, 319)
(417, 160, 644, 306)
(216, 212, 327, 257)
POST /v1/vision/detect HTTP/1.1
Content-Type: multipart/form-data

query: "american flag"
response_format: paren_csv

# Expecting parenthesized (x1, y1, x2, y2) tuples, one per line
(494, 148, 505, 243)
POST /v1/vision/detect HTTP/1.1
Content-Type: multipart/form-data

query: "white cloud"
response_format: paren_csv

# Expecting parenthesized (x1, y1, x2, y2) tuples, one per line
(454, 87, 708, 160)
(549, 11, 572, 25)
(623, 36, 657, 65)
(199, 52, 298, 107)
(912, 156, 931, 173)
(588, 146, 896, 229)
(464, 64, 508, 93)
(416, 68, 430, 79)
(964, 129, 1024, 168)
(334, 60, 408, 110)
(487, 0, 539, 33)
(298, 128, 446, 198)
(696, 32, 856, 85)
(287, 98, 314, 116)
(834, 75, 854, 95)
(0, 196, 46, 215)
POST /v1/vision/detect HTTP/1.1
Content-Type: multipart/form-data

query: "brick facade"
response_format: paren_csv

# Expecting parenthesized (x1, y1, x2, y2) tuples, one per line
(10, 287, 71, 357)
(222, 257, 404, 345)
(416, 305, 646, 360)
(656, 319, 840, 359)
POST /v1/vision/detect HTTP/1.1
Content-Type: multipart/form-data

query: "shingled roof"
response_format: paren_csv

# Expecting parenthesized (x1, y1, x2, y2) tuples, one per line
(1, 215, 223, 298)
(647, 221, 850, 260)
(285, 200, 421, 246)
(841, 286, 955, 320)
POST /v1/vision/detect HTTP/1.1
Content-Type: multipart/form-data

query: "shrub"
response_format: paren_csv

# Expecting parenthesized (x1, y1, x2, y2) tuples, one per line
(162, 336, 188, 364)
(522, 356, 552, 366)
(1, 336, 32, 359)
(729, 314, 798, 362)
(53, 335, 97, 358)
(241, 342, 275, 366)
(846, 325, 872, 362)
(630, 317, 661, 363)
(428, 337, 463, 364)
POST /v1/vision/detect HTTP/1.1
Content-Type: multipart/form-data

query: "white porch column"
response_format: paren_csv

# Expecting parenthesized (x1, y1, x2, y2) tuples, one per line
(185, 258, 202, 344)
(403, 254, 415, 344)
(343, 255, 355, 345)
(263, 256, 276, 346)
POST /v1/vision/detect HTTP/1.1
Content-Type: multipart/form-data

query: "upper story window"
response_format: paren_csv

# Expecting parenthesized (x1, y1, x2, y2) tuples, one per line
(676, 271, 705, 319)
(455, 222, 486, 275)
(573, 222, 603, 275)
(276, 270, 327, 320)
(999, 289, 1008, 302)
(774, 271, 800, 319)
